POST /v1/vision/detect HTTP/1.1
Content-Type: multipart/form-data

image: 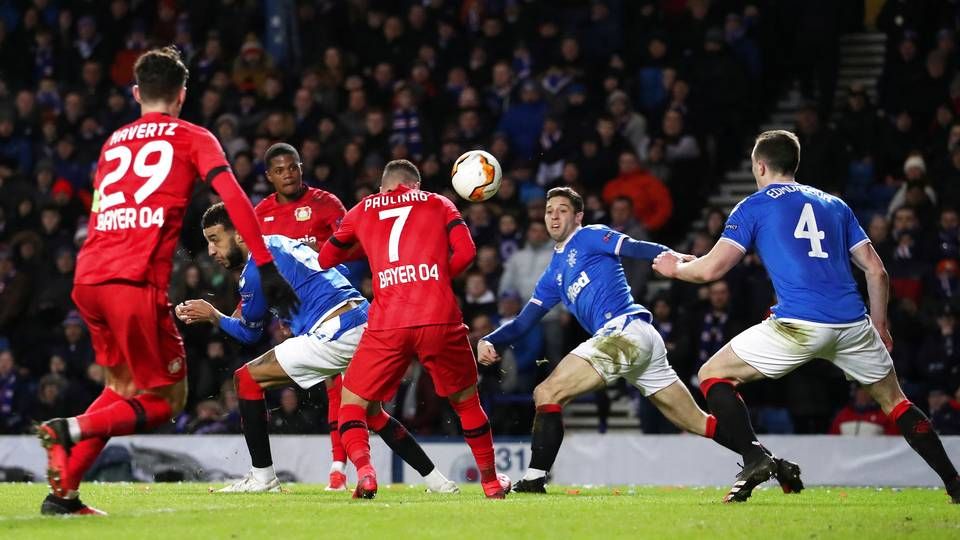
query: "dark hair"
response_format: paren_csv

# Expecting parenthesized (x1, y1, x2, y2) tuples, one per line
(264, 143, 300, 167)
(201, 202, 232, 231)
(753, 130, 800, 175)
(382, 159, 421, 184)
(611, 195, 634, 209)
(546, 186, 584, 213)
(134, 46, 189, 103)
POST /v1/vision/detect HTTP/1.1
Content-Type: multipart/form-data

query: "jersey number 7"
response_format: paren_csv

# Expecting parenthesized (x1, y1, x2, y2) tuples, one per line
(794, 203, 829, 259)
(378, 205, 412, 263)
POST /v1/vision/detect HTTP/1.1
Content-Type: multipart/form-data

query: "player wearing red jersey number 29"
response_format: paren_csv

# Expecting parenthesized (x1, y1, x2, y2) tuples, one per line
(254, 142, 350, 491)
(36, 46, 299, 517)
(320, 160, 509, 500)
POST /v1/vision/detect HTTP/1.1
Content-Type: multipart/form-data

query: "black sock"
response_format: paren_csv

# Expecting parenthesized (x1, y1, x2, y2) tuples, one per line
(238, 398, 272, 469)
(705, 382, 765, 465)
(376, 416, 435, 477)
(529, 406, 564, 472)
(895, 405, 959, 485)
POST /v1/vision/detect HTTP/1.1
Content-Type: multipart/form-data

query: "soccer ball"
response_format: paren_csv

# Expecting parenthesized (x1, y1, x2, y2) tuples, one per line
(451, 150, 502, 202)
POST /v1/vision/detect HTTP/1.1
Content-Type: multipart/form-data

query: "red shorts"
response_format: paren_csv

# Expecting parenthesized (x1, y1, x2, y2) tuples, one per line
(343, 323, 478, 401)
(72, 282, 186, 390)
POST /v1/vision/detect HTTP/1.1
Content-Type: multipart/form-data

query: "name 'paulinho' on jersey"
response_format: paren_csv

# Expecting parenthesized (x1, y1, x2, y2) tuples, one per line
(719, 183, 870, 324)
(240, 235, 363, 336)
(530, 225, 651, 334)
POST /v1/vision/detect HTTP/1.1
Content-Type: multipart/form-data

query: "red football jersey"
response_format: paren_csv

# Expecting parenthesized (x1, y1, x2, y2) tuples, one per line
(75, 112, 230, 288)
(331, 185, 465, 329)
(254, 187, 345, 249)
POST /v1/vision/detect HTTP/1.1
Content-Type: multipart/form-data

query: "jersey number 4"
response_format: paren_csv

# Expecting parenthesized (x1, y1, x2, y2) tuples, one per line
(378, 205, 412, 263)
(96, 140, 174, 212)
(794, 203, 829, 258)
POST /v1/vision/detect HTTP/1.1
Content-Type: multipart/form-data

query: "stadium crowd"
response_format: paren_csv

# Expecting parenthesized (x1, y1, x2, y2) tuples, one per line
(1, 0, 959, 439)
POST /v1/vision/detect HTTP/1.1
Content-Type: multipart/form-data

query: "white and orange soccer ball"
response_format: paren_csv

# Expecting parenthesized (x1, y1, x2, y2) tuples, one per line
(451, 150, 502, 202)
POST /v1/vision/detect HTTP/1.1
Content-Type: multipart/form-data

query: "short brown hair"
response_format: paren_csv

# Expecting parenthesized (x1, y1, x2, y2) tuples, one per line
(546, 187, 584, 214)
(753, 130, 800, 175)
(134, 46, 189, 103)
(381, 159, 421, 185)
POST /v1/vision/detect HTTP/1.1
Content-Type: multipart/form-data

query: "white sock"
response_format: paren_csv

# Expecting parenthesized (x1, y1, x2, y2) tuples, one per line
(329, 461, 346, 474)
(67, 417, 82, 441)
(522, 468, 546, 481)
(423, 468, 448, 490)
(251, 465, 276, 484)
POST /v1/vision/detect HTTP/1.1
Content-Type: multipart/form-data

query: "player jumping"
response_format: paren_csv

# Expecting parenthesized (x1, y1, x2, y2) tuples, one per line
(254, 142, 351, 490)
(36, 46, 298, 516)
(176, 203, 458, 494)
(653, 130, 960, 503)
(476, 187, 802, 495)
(319, 160, 510, 499)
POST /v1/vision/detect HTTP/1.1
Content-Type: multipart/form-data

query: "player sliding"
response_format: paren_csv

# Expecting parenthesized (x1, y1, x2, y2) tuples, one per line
(254, 142, 351, 490)
(653, 130, 960, 503)
(35, 46, 299, 516)
(319, 160, 510, 499)
(477, 187, 802, 495)
(176, 203, 458, 494)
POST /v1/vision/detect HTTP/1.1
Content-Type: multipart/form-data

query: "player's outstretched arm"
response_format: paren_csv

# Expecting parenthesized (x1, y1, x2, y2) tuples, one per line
(617, 237, 671, 260)
(851, 242, 893, 352)
(653, 240, 744, 283)
(448, 222, 477, 277)
(176, 299, 264, 344)
(478, 301, 549, 365)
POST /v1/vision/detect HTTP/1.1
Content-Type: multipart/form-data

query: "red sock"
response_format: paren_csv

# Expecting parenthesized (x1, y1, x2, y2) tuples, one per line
(65, 387, 124, 491)
(235, 365, 264, 400)
(327, 375, 347, 463)
(366, 408, 390, 432)
(339, 404, 372, 472)
(451, 393, 496, 484)
(76, 392, 173, 439)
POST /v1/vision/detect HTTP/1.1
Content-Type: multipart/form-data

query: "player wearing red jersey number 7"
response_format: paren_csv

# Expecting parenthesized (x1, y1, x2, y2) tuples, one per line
(36, 46, 298, 517)
(320, 160, 510, 499)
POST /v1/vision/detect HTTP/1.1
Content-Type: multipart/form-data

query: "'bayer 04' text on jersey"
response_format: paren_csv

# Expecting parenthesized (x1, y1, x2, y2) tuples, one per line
(224, 235, 366, 343)
(76, 112, 231, 288)
(254, 187, 346, 249)
(329, 184, 465, 330)
(530, 225, 652, 334)
(720, 183, 869, 324)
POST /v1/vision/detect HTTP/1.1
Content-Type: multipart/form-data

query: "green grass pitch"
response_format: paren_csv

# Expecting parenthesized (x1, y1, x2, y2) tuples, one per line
(0, 483, 957, 539)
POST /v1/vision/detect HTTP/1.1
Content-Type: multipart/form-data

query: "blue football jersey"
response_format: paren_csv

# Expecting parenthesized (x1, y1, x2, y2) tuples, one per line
(720, 183, 869, 324)
(530, 225, 651, 334)
(226, 235, 366, 342)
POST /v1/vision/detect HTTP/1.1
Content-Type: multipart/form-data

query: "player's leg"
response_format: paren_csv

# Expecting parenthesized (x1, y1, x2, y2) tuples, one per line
(218, 349, 293, 493)
(324, 374, 348, 490)
(418, 323, 507, 498)
(39, 283, 186, 515)
(866, 372, 960, 501)
(339, 328, 411, 499)
(833, 321, 960, 502)
(516, 352, 606, 492)
(365, 403, 459, 493)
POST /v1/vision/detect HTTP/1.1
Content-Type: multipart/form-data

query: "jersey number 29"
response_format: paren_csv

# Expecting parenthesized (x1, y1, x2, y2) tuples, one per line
(97, 140, 174, 212)
(794, 203, 828, 259)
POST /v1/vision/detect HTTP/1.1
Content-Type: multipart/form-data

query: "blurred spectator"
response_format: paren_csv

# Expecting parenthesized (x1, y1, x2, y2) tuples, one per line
(829, 386, 899, 436)
(270, 387, 318, 434)
(608, 196, 652, 300)
(602, 151, 673, 232)
(0, 349, 29, 433)
(929, 387, 960, 435)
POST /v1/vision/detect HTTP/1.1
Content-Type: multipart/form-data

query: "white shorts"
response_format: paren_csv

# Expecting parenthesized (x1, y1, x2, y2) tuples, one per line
(570, 313, 680, 396)
(730, 317, 893, 385)
(274, 314, 365, 389)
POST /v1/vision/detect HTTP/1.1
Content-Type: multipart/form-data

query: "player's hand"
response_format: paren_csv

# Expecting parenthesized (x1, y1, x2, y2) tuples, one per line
(673, 251, 697, 263)
(477, 340, 501, 366)
(652, 251, 681, 278)
(258, 262, 300, 320)
(177, 299, 219, 325)
(873, 319, 894, 352)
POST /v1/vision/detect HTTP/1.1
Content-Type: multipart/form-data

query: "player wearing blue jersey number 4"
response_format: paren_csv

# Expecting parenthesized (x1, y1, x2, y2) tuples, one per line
(654, 130, 960, 504)
(477, 187, 802, 495)
(175, 203, 458, 495)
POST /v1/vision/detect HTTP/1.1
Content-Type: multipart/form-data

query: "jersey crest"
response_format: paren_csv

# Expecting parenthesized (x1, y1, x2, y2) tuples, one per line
(295, 206, 312, 222)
